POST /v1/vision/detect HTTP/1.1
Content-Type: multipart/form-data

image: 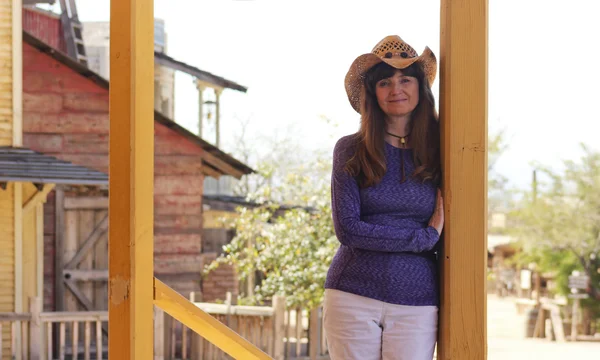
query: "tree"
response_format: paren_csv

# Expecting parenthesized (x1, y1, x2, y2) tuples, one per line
(509, 144, 600, 303)
(203, 156, 338, 310)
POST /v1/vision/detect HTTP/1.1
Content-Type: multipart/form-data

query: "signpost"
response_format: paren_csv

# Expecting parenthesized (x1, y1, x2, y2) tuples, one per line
(567, 271, 589, 341)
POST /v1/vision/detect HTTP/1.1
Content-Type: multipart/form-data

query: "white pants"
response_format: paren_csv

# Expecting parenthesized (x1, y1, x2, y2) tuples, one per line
(323, 289, 438, 360)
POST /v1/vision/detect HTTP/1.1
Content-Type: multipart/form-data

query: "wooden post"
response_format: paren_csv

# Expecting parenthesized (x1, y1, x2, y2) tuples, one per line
(438, 0, 488, 359)
(308, 309, 319, 360)
(225, 292, 232, 326)
(214, 88, 222, 147)
(29, 297, 42, 359)
(189, 292, 204, 360)
(196, 83, 205, 138)
(272, 296, 285, 360)
(162, 313, 173, 360)
(154, 306, 165, 360)
(108, 0, 155, 359)
(571, 299, 579, 341)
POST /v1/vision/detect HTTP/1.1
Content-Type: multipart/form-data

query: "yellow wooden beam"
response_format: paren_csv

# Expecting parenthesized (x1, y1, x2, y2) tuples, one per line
(153, 278, 272, 360)
(108, 0, 155, 359)
(438, 0, 488, 359)
(22, 183, 55, 213)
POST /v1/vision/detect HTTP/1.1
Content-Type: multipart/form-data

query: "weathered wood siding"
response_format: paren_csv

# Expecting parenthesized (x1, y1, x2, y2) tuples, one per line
(22, 42, 205, 303)
(22, 7, 66, 52)
(0, 184, 15, 357)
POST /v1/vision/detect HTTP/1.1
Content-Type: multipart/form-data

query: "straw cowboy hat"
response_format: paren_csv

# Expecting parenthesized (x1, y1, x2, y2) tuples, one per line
(344, 35, 437, 113)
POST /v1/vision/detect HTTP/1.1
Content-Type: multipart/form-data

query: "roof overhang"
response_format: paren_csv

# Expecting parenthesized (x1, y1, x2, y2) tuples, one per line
(0, 147, 108, 187)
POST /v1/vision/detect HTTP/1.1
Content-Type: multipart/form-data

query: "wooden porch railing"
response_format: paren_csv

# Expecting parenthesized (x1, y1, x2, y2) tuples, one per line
(0, 312, 31, 360)
(0, 297, 108, 360)
(153, 278, 272, 360)
(159, 292, 329, 360)
(1, 284, 329, 360)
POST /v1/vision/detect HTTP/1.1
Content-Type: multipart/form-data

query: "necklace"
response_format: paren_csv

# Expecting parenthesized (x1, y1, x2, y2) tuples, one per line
(386, 131, 410, 147)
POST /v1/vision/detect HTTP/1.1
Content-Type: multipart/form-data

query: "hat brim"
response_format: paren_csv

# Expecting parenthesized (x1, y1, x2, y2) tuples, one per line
(345, 46, 437, 113)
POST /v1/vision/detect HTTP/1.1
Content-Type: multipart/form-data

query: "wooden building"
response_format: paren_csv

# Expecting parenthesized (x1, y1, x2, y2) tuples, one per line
(21, 30, 254, 313)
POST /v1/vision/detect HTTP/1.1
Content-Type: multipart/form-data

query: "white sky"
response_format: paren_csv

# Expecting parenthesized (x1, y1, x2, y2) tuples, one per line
(44, 0, 600, 190)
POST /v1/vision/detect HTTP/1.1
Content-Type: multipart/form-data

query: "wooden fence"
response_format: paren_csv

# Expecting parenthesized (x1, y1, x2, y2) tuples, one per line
(159, 292, 329, 360)
(0, 297, 108, 360)
(0, 295, 329, 360)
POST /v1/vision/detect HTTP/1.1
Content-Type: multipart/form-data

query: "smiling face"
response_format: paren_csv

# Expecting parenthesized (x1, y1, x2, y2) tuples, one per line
(374, 70, 420, 120)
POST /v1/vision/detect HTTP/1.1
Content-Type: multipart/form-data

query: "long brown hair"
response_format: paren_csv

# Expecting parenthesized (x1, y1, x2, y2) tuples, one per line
(345, 61, 441, 188)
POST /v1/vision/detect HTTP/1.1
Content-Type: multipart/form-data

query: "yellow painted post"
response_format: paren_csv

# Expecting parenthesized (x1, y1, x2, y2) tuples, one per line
(438, 0, 488, 359)
(108, 0, 155, 359)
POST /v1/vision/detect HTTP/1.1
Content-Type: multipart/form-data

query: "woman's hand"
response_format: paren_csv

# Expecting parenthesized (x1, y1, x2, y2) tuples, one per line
(428, 189, 444, 236)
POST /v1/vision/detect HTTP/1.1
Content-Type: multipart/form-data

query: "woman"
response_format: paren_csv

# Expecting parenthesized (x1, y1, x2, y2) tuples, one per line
(323, 35, 444, 360)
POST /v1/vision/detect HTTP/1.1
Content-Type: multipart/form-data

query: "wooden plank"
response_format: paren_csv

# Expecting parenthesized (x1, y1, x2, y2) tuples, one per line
(154, 175, 204, 196)
(64, 210, 78, 312)
(154, 195, 202, 216)
(64, 270, 108, 282)
(40, 311, 108, 322)
(64, 213, 108, 269)
(0, 0, 12, 146)
(14, 182, 23, 358)
(438, 1, 488, 359)
(23, 112, 109, 134)
(308, 309, 318, 360)
(79, 209, 96, 321)
(64, 197, 108, 210)
(0, 314, 31, 321)
(154, 306, 165, 360)
(153, 278, 271, 360)
(155, 214, 203, 232)
(22, 92, 63, 113)
(72, 321, 79, 360)
(154, 254, 202, 275)
(202, 165, 222, 179)
(95, 321, 101, 360)
(272, 297, 285, 360)
(59, 322, 65, 360)
(55, 187, 66, 312)
(154, 155, 203, 176)
(63, 93, 109, 112)
(93, 211, 108, 311)
(61, 133, 109, 154)
(46, 322, 52, 360)
(109, 0, 155, 359)
(155, 233, 201, 254)
(154, 135, 203, 156)
(29, 297, 42, 360)
(23, 133, 63, 153)
(84, 321, 91, 360)
(36, 204, 44, 301)
(201, 151, 245, 179)
(0, 182, 15, 359)
(64, 280, 94, 311)
(23, 184, 55, 213)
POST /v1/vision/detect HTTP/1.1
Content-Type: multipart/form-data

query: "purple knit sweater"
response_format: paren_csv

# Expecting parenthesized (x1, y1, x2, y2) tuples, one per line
(324, 135, 440, 306)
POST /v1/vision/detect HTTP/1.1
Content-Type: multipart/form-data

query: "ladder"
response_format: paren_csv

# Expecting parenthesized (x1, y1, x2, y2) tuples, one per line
(59, 0, 88, 66)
